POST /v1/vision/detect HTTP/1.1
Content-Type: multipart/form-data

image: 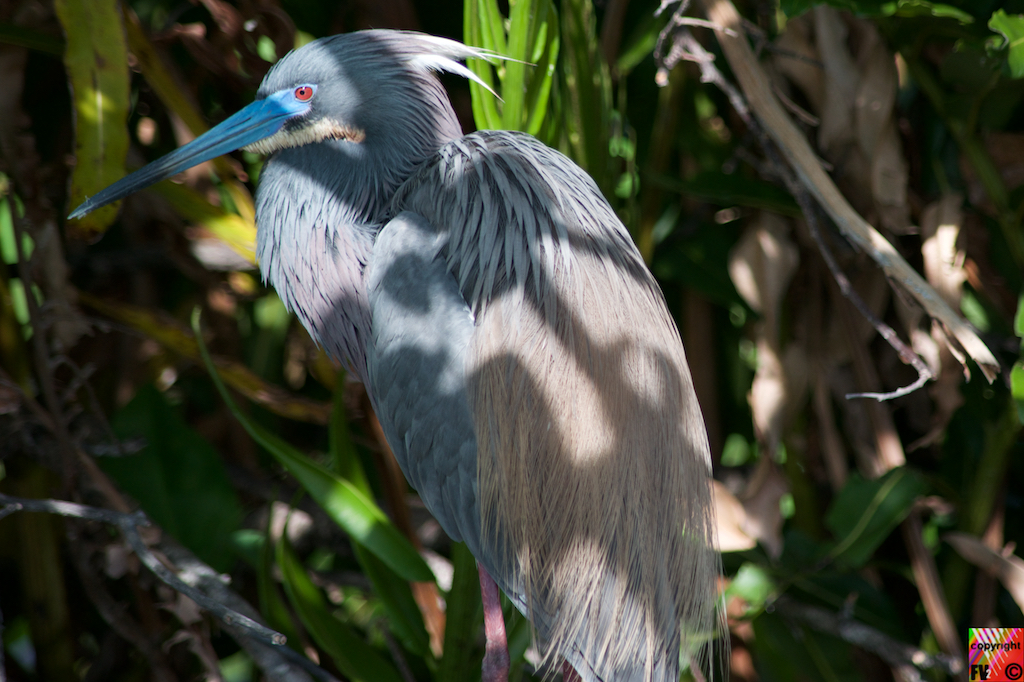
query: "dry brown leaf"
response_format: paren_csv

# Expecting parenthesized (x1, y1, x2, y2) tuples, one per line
(921, 194, 967, 307)
(728, 212, 799, 325)
(730, 214, 801, 451)
(854, 29, 897, 160)
(869, 122, 911, 233)
(857, 35, 909, 233)
(713, 481, 757, 552)
(813, 7, 859, 154)
(701, 0, 999, 380)
(781, 8, 909, 232)
(773, 15, 824, 114)
(750, 339, 786, 450)
(739, 459, 789, 558)
(914, 195, 968, 445)
(945, 532, 1024, 613)
(825, 266, 891, 364)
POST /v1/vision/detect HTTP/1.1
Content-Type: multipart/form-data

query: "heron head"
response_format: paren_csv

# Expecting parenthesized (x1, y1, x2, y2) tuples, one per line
(69, 30, 497, 220)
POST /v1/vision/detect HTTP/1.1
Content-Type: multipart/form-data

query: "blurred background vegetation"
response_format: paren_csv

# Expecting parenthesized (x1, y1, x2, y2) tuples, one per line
(0, 0, 1023, 680)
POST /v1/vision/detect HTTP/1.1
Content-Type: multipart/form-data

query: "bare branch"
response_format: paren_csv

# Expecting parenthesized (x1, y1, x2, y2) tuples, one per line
(775, 596, 963, 676)
(0, 493, 335, 682)
(696, 0, 999, 381)
(656, 21, 935, 402)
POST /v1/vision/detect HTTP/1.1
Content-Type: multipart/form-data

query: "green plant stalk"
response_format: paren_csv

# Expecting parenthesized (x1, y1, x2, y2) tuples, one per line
(276, 534, 404, 682)
(827, 468, 908, 562)
(464, 0, 503, 129)
(122, 7, 255, 225)
(502, 0, 532, 129)
(560, 0, 612, 195)
(190, 308, 433, 583)
(636, 66, 684, 262)
(12, 466, 76, 682)
(56, 0, 130, 239)
(523, 3, 559, 139)
(328, 381, 434, 658)
(903, 54, 1024, 270)
(0, 262, 32, 390)
(785, 443, 824, 541)
(437, 541, 484, 680)
(258, 519, 303, 648)
(943, 397, 1021, 618)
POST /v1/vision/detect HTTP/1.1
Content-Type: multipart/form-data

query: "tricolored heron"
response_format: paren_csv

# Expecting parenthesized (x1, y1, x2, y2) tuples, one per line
(71, 30, 720, 682)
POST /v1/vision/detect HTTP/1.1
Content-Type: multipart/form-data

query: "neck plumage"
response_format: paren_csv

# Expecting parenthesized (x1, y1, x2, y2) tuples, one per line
(254, 100, 462, 382)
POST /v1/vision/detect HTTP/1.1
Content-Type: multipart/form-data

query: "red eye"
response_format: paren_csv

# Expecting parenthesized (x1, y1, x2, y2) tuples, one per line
(294, 86, 314, 101)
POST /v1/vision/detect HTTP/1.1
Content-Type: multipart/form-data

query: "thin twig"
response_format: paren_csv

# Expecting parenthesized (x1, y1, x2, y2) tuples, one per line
(776, 597, 962, 676)
(65, 527, 177, 682)
(0, 493, 337, 682)
(793, 196, 934, 402)
(159, 542, 333, 682)
(697, 0, 999, 382)
(7, 179, 77, 488)
(0, 494, 284, 645)
(660, 24, 934, 401)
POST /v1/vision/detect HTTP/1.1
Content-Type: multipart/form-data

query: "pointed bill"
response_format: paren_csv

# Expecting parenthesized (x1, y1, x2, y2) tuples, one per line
(68, 90, 311, 219)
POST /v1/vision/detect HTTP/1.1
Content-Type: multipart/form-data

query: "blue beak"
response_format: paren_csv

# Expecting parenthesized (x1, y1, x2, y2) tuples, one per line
(69, 90, 309, 220)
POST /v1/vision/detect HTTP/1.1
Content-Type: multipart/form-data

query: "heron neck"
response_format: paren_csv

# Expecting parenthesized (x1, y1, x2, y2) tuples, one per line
(253, 105, 461, 382)
(254, 144, 384, 382)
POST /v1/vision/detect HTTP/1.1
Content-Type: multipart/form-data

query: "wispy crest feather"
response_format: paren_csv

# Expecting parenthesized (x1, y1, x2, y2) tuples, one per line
(393, 31, 503, 98)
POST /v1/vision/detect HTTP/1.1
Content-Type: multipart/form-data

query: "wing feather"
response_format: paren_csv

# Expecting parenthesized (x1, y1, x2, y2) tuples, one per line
(388, 131, 720, 682)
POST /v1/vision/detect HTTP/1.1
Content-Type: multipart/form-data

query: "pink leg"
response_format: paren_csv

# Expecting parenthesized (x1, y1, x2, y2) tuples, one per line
(478, 563, 509, 682)
(562, 660, 583, 681)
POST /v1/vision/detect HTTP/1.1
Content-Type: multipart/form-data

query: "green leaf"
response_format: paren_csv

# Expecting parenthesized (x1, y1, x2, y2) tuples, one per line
(990, 10, 1024, 78)
(56, 0, 130, 239)
(881, 0, 973, 23)
(353, 544, 431, 658)
(825, 468, 927, 567)
(616, 12, 664, 77)
(276, 535, 404, 682)
(725, 563, 775, 614)
(1014, 292, 1024, 338)
(780, 0, 821, 18)
(793, 571, 906, 638)
(107, 385, 242, 572)
(752, 611, 859, 682)
(502, 0, 532, 130)
(328, 377, 369, 489)
(561, 0, 613, 194)
(1011, 362, 1024, 424)
(328, 381, 431, 657)
(465, 0, 504, 130)
(523, 3, 560, 140)
(651, 220, 746, 308)
(782, 0, 972, 22)
(191, 309, 434, 583)
(438, 542, 483, 680)
(257, 525, 303, 648)
(464, 0, 561, 141)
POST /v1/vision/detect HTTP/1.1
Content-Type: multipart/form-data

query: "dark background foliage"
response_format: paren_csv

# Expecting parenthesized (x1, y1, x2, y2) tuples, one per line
(0, 0, 1022, 680)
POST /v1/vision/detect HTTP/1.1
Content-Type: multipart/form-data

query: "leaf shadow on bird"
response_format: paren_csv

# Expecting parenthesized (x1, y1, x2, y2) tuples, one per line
(70, 30, 724, 682)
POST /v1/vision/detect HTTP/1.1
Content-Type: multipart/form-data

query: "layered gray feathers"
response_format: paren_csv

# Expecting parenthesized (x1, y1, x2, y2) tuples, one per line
(250, 30, 719, 682)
